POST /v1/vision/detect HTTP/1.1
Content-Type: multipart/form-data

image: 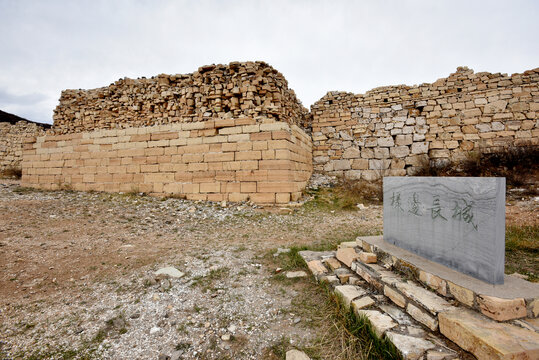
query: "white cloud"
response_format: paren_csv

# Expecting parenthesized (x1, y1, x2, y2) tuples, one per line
(0, 0, 537, 124)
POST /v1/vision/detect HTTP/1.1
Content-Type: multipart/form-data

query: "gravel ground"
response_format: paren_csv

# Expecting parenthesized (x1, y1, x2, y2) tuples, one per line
(0, 181, 383, 359)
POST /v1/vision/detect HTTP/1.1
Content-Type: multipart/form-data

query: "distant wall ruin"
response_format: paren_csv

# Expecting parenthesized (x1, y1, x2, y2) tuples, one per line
(311, 67, 538, 179)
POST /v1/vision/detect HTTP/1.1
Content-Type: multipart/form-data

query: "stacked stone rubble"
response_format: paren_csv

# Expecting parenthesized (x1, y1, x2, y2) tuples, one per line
(311, 67, 539, 179)
(53, 61, 309, 134)
(0, 120, 50, 172)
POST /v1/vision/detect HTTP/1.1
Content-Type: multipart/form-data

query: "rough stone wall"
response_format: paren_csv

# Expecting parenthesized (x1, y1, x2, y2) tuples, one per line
(311, 67, 539, 179)
(53, 61, 309, 134)
(0, 120, 49, 172)
(21, 118, 312, 204)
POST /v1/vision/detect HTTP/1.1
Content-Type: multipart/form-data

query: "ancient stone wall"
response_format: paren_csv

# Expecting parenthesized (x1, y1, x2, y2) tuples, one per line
(311, 67, 539, 179)
(21, 118, 312, 204)
(0, 120, 50, 172)
(53, 61, 309, 133)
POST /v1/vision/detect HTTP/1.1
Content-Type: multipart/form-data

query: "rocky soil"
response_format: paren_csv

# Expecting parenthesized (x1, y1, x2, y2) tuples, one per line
(0, 181, 382, 359)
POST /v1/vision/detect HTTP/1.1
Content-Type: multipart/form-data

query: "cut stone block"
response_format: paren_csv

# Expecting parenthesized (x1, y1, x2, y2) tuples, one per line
(335, 285, 366, 308)
(337, 273, 351, 284)
(352, 296, 375, 312)
(419, 270, 447, 296)
(336, 247, 360, 267)
(359, 252, 377, 264)
(407, 303, 438, 331)
(357, 310, 398, 337)
(477, 294, 527, 321)
(530, 298, 539, 317)
(320, 275, 339, 285)
(384, 285, 407, 308)
(447, 281, 475, 307)
(307, 260, 328, 276)
(386, 332, 436, 360)
(425, 349, 458, 360)
(394, 281, 453, 315)
(439, 308, 539, 360)
(325, 257, 342, 271)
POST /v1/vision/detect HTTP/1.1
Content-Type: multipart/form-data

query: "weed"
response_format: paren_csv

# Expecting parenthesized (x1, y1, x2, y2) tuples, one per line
(505, 225, 538, 281)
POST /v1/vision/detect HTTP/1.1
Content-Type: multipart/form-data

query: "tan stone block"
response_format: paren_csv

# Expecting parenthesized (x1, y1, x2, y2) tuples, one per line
(259, 160, 291, 170)
(239, 161, 258, 170)
(252, 141, 268, 151)
(272, 130, 292, 141)
(207, 162, 223, 171)
(419, 271, 447, 296)
(192, 171, 216, 183)
(203, 152, 234, 162)
(307, 260, 328, 276)
(261, 149, 276, 160)
(218, 126, 242, 135)
(275, 193, 291, 203)
(228, 134, 250, 142)
(228, 192, 249, 202)
(144, 173, 174, 183)
(187, 163, 208, 172)
(249, 192, 275, 203)
(215, 118, 236, 128)
(250, 132, 273, 141)
(384, 286, 406, 308)
(240, 182, 257, 193)
(182, 183, 200, 194)
(359, 252, 377, 264)
(336, 247, 359, 267)
(140, 164, 159, 173)
(477, 295, 527, 321)
(448, 281, 475, 307)
(200, 182, 221, 193)
(257, 182, 296, 193)
(267, 140, 289, 150)
(439, 308, 539, 360)
(234, 118, 256, 126)
(407, 303, 438, 331)
(235, 150, 261, 161)
(113, 173, 134, 183)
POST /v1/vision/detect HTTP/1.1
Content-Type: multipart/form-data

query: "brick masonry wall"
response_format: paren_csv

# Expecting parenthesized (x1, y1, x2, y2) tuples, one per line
(311, 67, 539, 179)
(52, 61, 309, 134)
(0, 121, 49, 172)
(21, 118, 312, 204)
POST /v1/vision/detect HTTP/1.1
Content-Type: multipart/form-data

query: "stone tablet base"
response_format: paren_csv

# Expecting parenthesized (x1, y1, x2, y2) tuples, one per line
(357, 235, 538, 321)
(20, 119, 312, 204)
(301, 239, 539, 359)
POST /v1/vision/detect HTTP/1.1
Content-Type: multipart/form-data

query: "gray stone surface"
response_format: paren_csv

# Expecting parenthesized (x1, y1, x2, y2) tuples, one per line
(383, 177, 505, 284)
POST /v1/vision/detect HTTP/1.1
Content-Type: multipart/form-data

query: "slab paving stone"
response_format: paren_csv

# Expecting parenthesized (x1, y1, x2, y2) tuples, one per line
(419, 270, 447, 296)
(154, 267, 185, 278)
(324, 257, 342, 270)
(359, 252, 377, 264)
(394, 281, 453, 315)
(335, 285, 366, 308)
(425, 349, 458, 360)
(439, 308, 539, 360)
(385, 332, 436, 360)
(476, 294, 527, 321)
(336, 247, 360, 267)
(384, 285, 407, 308)
(406, 303, 438, 331)
(357, 310, 398, 337)
(351, 296, 375, 312)
(306, 260, 328, 276)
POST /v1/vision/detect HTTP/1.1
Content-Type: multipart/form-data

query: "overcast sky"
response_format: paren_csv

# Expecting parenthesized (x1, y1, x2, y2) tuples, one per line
(1, 0, 538, 124)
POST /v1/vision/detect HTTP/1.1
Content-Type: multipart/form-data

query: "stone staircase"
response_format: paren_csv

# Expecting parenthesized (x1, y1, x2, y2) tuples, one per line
(300, 236, 539, 360)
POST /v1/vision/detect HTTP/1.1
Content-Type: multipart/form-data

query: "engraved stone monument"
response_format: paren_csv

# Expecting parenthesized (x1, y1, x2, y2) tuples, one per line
(383, 177, 506, 284)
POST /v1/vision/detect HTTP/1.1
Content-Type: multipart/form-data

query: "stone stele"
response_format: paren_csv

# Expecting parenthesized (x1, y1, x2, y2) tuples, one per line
(383, 177, 505, 285)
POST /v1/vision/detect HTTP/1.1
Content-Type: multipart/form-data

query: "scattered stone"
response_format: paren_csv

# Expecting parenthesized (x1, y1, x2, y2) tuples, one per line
(221, 334, 231, 341)
(274, 248, 291, 257)
(158, 354, 171, 360)
(154, 267, 185, 278)
(356, 203, 367, 210)
(338, 241, 357, 249)
(285, 271, 307, 279)
(285, 349, 310, 360)
(293, 317, 301, 324)
(149, 326, 162, 335)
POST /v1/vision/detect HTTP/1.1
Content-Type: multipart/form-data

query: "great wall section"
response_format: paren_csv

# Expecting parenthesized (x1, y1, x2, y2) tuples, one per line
(10, 61, 539, 203)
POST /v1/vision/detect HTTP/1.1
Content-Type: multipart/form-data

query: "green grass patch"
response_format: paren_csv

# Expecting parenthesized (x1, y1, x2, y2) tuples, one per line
(505, 225, 539, 281)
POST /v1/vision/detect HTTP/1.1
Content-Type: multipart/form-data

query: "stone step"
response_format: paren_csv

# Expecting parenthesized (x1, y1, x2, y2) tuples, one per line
(300, 245, 539, 360)
(439, 308, 539, 360)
